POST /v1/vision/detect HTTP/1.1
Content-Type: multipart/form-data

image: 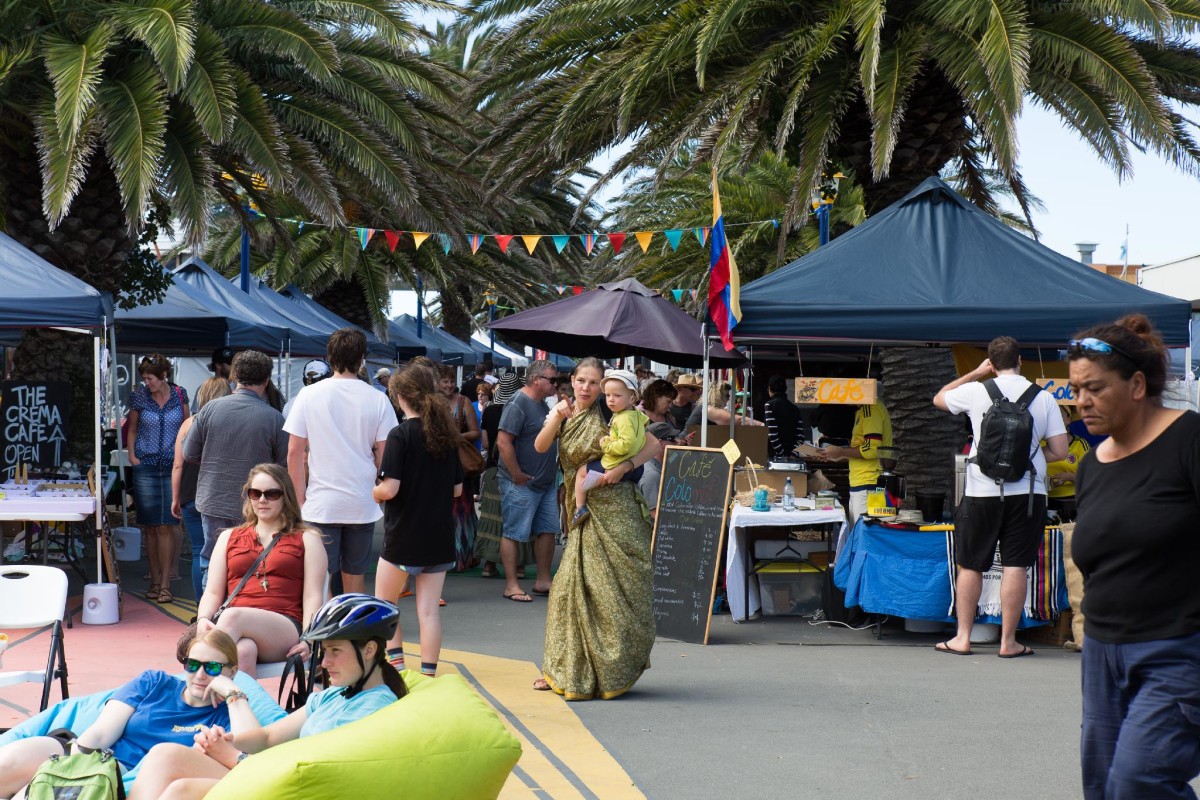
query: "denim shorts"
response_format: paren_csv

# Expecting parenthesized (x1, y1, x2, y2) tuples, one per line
(497, 477, 560, 543)
(311, 521, 376, 575)
(400, 562, 454, 575)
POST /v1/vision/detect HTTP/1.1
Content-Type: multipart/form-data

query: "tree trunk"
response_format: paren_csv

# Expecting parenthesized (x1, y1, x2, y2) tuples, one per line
(314, 278, 374, 330)
(440, 281, 474, 342)
(879, 347, 967, 505)
(1, 141, 134, 466)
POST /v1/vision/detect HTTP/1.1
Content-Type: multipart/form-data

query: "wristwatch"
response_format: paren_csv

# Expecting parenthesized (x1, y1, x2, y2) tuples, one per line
(236, 752, 249, 764)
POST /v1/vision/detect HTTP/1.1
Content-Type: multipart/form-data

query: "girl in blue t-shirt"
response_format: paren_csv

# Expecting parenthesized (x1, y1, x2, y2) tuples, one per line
(128, 594, 407, 800)
(0, 629, 238, 799)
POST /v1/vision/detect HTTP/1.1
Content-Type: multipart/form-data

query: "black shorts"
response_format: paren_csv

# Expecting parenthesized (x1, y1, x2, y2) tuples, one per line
(953, 494, 1047, 572)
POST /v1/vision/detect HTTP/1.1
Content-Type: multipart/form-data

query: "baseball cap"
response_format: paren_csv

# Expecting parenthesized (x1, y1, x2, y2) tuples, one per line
(208, 347, 234, 372)
(375, 367, 392, 380)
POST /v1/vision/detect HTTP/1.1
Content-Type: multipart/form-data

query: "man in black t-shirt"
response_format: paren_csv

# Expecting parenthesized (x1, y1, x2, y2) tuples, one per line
(460, 361, 493, 401)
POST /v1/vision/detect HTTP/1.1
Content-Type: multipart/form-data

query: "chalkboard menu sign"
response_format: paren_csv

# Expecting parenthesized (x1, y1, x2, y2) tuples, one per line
(0, 381, 71, 481)
(650, 445, 734, 645)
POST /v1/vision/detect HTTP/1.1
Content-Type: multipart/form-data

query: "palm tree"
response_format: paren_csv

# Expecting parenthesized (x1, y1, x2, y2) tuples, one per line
(0, 0, 458, 457)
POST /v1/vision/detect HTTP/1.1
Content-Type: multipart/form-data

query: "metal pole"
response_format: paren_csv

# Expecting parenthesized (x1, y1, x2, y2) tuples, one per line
(489, 303, 496, 353)
(818, 204, 831, 246)
(240, 203, 250, 293)
(93, 334, 103, 585)
(700, 323, 710, 448)
(416, 275, 424, 339)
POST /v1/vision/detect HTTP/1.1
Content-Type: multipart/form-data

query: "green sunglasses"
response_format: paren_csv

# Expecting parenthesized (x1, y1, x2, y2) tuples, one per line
(183, 658, 232, 677)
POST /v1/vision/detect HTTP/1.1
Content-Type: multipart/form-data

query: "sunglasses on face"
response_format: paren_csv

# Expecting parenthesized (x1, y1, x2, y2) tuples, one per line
(247, 488, 284, 501)
(183, 658, 231, 676)
(1067, 337, 1135, 363)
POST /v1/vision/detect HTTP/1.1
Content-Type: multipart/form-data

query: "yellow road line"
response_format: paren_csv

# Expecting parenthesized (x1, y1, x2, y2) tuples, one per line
(425, 644, 647, 800)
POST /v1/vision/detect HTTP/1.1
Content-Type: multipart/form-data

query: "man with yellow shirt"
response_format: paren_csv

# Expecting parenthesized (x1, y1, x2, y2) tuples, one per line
(1046, 405, 1089, 521)
(822, 398, 893, 523)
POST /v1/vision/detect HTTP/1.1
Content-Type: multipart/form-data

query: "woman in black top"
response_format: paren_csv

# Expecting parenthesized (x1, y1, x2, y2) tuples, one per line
(1069, 313, 1200, 799)
(372, 364, 464, 677)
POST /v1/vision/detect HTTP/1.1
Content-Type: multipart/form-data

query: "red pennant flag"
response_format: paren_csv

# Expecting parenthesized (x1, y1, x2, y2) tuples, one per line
(572, 286, 584, 295)
(494, 235, 513, 254)
(606, 232, 626, 254)
(384, 230, 401, 252)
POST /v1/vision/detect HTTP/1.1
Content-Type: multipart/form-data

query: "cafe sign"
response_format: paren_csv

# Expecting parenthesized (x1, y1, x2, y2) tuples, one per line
(793, 377, 877, 405)
(1039, 378, 1076, 406)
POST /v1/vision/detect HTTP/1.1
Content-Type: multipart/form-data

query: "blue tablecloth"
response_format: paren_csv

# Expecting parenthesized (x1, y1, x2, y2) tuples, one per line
(833, 519, 1068, 624)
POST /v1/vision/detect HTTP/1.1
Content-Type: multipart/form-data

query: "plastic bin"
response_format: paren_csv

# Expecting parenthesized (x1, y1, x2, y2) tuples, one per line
(758, 563, 824, 616)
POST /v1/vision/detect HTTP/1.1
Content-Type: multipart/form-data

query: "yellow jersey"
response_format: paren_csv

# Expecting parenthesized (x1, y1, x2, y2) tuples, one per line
(1047, 436, 1089, 499)
(849, 401, 893, 489)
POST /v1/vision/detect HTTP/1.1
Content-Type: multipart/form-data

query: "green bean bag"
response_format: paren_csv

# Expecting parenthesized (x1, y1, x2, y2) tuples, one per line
(206, 673, 521, 800)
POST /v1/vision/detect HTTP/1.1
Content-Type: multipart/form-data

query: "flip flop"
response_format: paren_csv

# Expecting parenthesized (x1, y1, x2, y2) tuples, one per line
(532, 587, 551, 597)
(503, 591, 533, 603)
(998, 645, 1035, 659)
(934, 641, 972, 656)
(532, 677, 551, 691)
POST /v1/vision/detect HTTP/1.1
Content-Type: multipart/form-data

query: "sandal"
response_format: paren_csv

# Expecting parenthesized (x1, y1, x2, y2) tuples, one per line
(532, 677, 551, 691)
(146, 584, 163, 602)
(156, 588, 173, 604)
(480, 564, 499, 578)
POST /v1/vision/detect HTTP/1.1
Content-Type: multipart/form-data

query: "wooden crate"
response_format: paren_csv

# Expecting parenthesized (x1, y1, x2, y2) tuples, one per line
(1025, 610, 1074, 647)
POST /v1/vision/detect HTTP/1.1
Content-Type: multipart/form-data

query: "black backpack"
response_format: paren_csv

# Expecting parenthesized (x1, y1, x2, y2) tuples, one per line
(971, 379, 1043, 488)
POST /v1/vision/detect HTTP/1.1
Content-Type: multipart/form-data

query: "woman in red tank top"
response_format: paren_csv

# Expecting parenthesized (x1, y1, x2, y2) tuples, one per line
(194, 463, 327, 675)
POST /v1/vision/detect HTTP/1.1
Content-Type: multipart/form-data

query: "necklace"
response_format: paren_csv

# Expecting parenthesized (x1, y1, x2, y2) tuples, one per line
(254, 530, 280, 590)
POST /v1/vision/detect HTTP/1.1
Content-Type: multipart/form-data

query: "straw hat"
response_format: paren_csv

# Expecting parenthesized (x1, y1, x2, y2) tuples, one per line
(673, 374, 702, 389)
(493, 372, 523, 404)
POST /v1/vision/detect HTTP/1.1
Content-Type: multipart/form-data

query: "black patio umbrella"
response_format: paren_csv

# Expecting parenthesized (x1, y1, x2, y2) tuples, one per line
(488, 278, 746, 368)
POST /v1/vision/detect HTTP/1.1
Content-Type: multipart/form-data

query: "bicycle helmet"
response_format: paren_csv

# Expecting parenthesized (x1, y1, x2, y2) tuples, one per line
(302, 359, 332, 386)
(302, 593, 398, 644)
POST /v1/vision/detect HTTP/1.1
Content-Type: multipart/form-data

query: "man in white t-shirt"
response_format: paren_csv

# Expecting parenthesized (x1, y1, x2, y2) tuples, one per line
(932, 336, 1068, 658)
(285, 328, 396, 595)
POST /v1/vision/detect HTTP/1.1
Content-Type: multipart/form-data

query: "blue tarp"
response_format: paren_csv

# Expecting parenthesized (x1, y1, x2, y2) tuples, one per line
(390, 315, 478, 366)
(0, 231, 106, 328)
(278, 285, 438, 362)
(173, 258, 328, 356)
(737, 177, 1192, 348)
(115, 267, 289, 354)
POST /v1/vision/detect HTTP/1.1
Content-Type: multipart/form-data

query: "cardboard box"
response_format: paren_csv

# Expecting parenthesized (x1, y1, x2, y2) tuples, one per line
(735, 468, 808, 499)
(1024, 610, 1075, 647)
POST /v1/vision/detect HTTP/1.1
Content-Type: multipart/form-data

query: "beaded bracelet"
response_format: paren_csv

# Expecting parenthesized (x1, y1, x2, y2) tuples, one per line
(224, 689, 249, 705)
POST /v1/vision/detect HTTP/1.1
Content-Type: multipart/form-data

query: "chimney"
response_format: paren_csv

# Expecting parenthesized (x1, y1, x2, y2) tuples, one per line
(1075, 242, 1098, 264)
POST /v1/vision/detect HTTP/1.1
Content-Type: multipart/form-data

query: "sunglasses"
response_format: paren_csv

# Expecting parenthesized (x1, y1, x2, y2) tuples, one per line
(1067, 337, 1135, 363)
(247, 488, 284, 501)
(183, 658, 232, 676)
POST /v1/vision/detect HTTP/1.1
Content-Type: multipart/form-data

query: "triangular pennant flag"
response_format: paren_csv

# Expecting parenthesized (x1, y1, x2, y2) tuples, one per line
(552, 235, 570, 254)
(439, 233, 452, 254)
(579, 233, 596, 255)
(494, 234, 513, 254)
(694, 226, 709, 246)
(664, 229, 684, 251)
(412, 232, 430, 250)
(358, 228, 375, 250)
(383, 230, 401, 252)
(635, 231, 654, 253)
(606, 232, 626, 254)
(555, 285, 566, 294)
(468, 234, 484, 255)
(521, 235, 542, 255)
(572, 286, 584, 295)
(672, 289, 684, 303)
(772, 219, 779, 229)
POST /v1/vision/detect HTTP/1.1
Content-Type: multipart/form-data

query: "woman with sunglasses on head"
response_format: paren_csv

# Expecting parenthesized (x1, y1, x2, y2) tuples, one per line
(127, 353, 191, 604)
(128, 595, 407, 800)
(195, 464, 326, 677)
(0, 630, 238, 799)
(1067, 314, 1200, 799)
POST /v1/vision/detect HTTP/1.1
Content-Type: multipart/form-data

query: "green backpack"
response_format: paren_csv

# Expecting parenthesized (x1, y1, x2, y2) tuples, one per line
(26, 749, 125, 800)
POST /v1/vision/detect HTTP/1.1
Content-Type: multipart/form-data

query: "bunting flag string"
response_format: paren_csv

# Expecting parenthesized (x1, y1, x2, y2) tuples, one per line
(412, 232, 430, 250)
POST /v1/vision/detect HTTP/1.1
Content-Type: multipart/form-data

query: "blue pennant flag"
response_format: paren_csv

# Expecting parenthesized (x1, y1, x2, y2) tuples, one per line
(672, 289, 684, 303)
(552, 234, 570, 254)
(439, 233, 452, 254)
(664, 229, 684, 251)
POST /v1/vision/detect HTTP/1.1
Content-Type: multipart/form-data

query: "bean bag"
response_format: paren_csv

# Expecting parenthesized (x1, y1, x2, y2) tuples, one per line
(206, 673, 521, 800)
(0, 671, 286, 791)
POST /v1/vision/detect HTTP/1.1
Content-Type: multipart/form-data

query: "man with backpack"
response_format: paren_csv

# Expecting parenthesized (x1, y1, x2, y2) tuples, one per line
(933, 336, 1068, 658)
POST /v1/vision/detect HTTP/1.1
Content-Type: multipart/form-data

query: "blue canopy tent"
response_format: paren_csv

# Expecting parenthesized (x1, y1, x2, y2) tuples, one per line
(279, 286, 440, 363)
(172, 257, 328, 357)
(115, 268, 289, 354)
(0, 231, 109, 583)
(735, 177, 1192, 349)
(390, 315, 478, 366)
(467, 337, 512, 368)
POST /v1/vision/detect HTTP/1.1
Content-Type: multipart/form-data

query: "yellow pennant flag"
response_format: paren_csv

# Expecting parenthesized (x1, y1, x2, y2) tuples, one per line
(521, 235, 542, 255)
(412, 232, 430, 250)
(635, 231, 654, 253)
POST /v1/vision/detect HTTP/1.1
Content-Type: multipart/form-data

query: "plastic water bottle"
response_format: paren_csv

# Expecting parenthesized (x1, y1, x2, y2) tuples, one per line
(782, 477, 795, 511)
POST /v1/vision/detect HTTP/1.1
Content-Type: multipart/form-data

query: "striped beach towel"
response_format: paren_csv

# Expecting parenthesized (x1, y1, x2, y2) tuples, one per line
(946, 526, 1063, 621)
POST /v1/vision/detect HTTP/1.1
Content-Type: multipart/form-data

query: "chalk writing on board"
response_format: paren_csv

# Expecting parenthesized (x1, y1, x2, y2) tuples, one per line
(0, 381, 71, 481)
(650, 446, 733, 645)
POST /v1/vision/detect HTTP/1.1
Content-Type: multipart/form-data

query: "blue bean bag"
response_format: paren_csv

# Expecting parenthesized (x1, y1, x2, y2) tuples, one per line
(206, 673, 521, 800)
(0, 671, 286, 790)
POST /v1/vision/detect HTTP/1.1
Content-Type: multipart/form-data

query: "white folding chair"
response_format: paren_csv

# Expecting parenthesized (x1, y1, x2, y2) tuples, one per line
(0, 566, 69, 711)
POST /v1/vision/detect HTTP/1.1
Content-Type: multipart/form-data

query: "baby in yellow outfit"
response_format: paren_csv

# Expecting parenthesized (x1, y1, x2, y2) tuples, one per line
(571, 369, 647, 528)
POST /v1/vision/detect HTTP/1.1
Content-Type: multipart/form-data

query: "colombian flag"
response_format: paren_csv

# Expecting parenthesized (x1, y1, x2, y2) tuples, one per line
(708, 167, 741, 350)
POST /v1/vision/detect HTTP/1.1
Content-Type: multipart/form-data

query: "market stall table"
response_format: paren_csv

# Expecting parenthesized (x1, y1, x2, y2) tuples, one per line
(727, 503, 847, 622)
(0, 496, 97, 580)
(833, 518, 1067, 627)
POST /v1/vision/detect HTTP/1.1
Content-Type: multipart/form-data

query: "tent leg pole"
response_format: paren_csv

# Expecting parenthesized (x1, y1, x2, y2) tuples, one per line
(109, 324, 127, 528)
(93, 334, 102, 585)
(701, 324, 710, 448)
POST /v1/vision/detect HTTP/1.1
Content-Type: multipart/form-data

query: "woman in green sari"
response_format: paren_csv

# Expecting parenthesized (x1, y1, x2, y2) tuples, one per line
(532, 358, 660, 699)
